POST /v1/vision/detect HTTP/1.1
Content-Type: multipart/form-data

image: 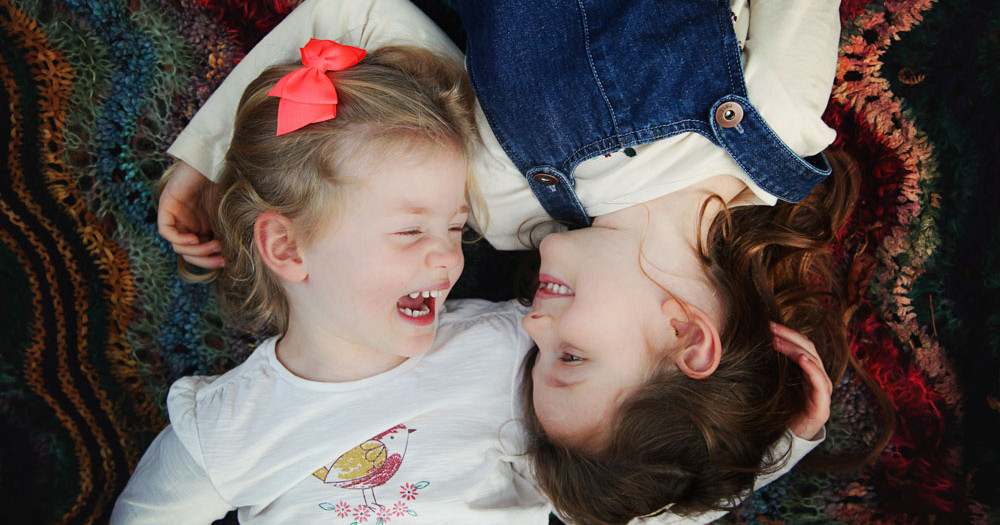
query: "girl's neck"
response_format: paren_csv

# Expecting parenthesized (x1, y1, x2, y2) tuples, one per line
(276, 317, 408, 383)
(594, 174, 748, 247)
(591, 174, 748, 322)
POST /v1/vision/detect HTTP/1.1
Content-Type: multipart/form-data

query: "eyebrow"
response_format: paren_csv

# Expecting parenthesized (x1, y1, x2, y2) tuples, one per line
(400, 204, 470, 215)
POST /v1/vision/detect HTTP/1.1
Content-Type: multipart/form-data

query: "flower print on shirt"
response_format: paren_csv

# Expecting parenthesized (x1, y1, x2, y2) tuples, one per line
(315, 424, 428, 523)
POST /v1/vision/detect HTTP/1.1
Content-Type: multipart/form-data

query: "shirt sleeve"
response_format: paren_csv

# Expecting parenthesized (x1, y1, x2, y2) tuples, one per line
(629, 427, 826, 524)
(167, 0, 463, 181)
(753, 427, 825, 490)
(109, 426, 234, 525)
(742, 0, 840, 157)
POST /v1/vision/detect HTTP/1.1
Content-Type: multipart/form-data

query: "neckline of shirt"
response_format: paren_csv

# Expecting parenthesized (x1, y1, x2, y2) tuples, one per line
(261, 336, 427, 392)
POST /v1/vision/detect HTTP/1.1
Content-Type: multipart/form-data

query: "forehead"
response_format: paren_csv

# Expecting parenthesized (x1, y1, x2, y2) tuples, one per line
(306, 141, 468, 241)
(347, 142, 469, 205)
(357, 134, 466, 173)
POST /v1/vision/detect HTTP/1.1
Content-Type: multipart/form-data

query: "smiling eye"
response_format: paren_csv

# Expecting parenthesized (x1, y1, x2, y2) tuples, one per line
(450, 225, 469, 233)
(559, 353, 584, 363)
(395, 229, 422, 236)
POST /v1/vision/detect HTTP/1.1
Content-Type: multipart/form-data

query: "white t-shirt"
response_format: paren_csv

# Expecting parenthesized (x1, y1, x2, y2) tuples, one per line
(166, 0, 841, 249)
(111, 299, 548, 524)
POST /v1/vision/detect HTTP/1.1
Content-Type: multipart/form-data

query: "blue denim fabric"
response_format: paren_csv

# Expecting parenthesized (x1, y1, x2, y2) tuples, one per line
(452, 0, 831, 227)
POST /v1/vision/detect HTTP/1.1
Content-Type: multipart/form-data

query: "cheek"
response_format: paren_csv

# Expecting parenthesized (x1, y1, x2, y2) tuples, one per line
(319, 254, 399, 311)
(567, 301, 652, 357)
(531, 386, 570, 431)
(357, 248, 412, 287)
(560, 302, 613, 349)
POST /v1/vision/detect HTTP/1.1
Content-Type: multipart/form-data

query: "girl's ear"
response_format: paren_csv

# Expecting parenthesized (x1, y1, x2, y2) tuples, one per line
(254, 211, 307, 283)
(662, 299, 722, 379)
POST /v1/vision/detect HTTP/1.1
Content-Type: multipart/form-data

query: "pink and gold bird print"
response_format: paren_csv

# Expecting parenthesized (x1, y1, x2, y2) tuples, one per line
(313, 424, 416, 510)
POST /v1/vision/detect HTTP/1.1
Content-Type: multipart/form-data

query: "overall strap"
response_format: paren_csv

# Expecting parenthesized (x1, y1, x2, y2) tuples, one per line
(455, 0, 830, 226)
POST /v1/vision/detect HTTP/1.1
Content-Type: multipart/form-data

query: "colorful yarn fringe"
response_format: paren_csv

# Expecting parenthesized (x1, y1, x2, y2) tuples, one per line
(723, 1, 999, 523)
(1, 0, 997, 523)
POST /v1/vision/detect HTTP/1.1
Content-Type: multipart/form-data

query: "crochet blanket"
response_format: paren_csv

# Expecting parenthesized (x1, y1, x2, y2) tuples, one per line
(1, 0, 996, 523)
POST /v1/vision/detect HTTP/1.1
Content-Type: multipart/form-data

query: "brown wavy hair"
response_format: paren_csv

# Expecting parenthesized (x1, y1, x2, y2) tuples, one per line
(521, 149, 895, 524)
(210, 45, 481, 334)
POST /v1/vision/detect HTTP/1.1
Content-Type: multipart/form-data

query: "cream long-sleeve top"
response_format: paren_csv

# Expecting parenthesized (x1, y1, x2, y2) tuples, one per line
(166, 0, 841, 250)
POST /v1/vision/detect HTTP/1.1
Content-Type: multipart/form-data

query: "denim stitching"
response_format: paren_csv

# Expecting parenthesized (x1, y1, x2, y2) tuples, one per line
(730, 96, 831, 177)
(464, 51, 528, 168)
(713, 0, 747, 97)
(526, 166, 590, 223)
(576, 0, 621, 137)
(711, 97, 830, 201)
(717, 2, 737, 94)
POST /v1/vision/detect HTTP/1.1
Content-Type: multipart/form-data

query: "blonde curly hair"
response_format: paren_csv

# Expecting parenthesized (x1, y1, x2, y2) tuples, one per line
(209, 45, 481, 334)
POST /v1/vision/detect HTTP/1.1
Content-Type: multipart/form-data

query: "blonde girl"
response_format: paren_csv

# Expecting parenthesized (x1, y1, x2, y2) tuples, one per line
(113, 43, 556, 524)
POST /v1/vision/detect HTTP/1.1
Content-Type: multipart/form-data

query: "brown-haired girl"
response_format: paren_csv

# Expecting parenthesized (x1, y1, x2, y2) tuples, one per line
(521, 150, 872, 523)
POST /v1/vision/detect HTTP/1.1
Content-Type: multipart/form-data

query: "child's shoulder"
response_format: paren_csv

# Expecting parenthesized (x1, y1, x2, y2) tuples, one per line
(166, 337, 278, 417)
(164, 337, 291, 464)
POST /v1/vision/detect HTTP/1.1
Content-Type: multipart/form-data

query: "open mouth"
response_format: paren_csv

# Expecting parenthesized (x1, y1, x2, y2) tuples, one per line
(536, 274, 575, 298)
(396, 289, 445, 325)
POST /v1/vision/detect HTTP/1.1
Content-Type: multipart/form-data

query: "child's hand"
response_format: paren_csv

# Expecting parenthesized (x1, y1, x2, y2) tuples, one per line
(157, 161, 224, 269)
(771, 322, 832, 441)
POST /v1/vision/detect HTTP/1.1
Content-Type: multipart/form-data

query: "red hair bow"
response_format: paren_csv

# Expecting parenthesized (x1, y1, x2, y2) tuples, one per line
(267, 39, 366, 135)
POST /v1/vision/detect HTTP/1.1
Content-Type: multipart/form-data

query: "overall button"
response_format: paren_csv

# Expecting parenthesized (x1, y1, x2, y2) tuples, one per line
(532, 173, 559, 186)
(715, 101, 744, 128)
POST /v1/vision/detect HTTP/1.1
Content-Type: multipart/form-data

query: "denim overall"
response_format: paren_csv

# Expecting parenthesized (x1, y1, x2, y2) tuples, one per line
(452, 0, 832, 227)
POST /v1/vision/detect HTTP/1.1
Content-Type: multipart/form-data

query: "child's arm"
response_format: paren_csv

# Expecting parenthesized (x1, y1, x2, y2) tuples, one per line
(110, 426, 233, 524)
(625, 432, 825, 525)
(773, 322, 832, 442)
(157, 161, 223, 269)
(168, 0, 461, 181)
(742, 0, 841, 158)
(629, 324, 831, 525)
(160, 0, 460, 268)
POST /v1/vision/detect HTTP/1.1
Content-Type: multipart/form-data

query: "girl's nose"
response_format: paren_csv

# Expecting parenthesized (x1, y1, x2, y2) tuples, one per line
(425, 238, 462, 270)
(521, 310, 553, 338)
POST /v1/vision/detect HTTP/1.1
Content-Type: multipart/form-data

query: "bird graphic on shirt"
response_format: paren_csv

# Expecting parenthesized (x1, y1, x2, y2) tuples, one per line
(313, 424, 416, 509)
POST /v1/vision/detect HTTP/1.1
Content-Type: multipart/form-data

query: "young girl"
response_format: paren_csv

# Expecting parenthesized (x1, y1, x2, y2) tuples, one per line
(112, 42, 554, 523)
(154, 0, 873, 522)
(520, 152, 863, 523)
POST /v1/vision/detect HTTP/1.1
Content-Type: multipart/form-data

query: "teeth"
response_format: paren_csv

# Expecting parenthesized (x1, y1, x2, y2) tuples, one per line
(400, 304, 431, 318)
(540, 282, 573, 295)
(406, 289, 445, 300)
